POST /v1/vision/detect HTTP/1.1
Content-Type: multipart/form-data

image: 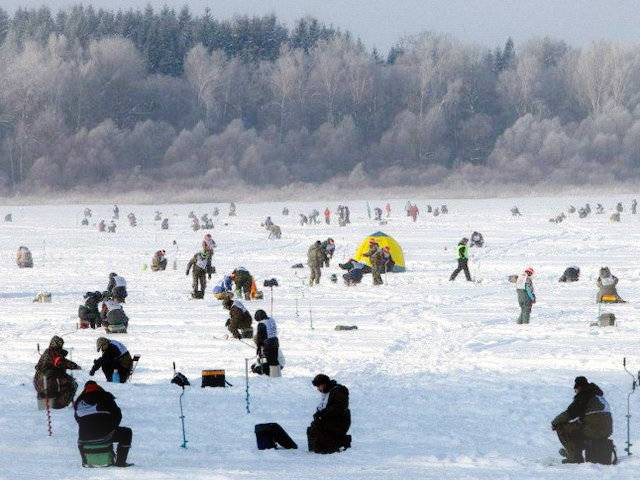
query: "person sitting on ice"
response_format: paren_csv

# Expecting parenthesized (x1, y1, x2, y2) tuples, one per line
(79, 291, 103, 329)
(307, 374, 351, 454)
(74, 381, 133, 467)
(90, 338, 133, 384)
(551, 376, 613, 464)
(340, 259, 368, 286)
(559, 267, 580, 283)
(107, 273, 128, 303)
(470, 231, 484, 248)
(100, 299, 129, 333)
(596, 267, 624, 303)
(16, 245, 34, 268)
(151, 250, 167, 271)
(33, 335, 81, 409)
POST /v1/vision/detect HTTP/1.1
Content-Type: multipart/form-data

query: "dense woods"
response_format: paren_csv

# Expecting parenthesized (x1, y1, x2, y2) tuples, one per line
(1, 5, 640, 195)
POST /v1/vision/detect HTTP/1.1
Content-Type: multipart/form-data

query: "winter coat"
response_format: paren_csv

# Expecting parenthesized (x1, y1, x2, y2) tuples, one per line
(313, 381, 351, 436)
(552, 383, 613, 439)
(596, 268, 620, 302)
(515, 272, 535, 302)
(227, 302, 252, 339)
(186, 252, 212, 276)
(559, 267, 580, 283)
(456, 243, 469, 260)
(321, 241, 336, 259)
(151, 252, 167, 271)
(92, 341, 132, 373)
(213, 275, 233, 294)
(233, 268, 253, 291)
(307, 242, 327, 268)
(35, 347, 80, 376)
(74, 387, 122, 441)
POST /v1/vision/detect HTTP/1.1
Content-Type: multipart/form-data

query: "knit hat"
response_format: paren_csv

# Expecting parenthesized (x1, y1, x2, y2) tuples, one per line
(222, 298, 233, 310)
(574, 376, 589, 389)
(312, 374, 331, 387)
(254, 309, 268, 322)
(83, 381, 102, 394)
(525, 267, 535, 275)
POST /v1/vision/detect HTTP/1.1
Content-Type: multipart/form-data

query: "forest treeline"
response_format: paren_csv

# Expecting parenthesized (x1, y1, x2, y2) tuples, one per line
(1, 5, 640, 195)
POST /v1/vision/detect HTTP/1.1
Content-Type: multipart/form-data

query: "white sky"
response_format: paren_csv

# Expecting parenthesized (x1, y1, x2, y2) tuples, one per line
(5, 0, 640, 52)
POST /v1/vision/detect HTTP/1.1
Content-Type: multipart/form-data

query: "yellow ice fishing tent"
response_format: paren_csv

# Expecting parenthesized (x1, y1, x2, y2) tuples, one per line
(354, 231, 406, 272)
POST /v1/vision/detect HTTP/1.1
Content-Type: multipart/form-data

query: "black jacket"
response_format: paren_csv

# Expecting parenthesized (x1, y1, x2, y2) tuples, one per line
(314, 381, 351, 435)
(92, 344, 131, 373)
(74, 389, 122, 441)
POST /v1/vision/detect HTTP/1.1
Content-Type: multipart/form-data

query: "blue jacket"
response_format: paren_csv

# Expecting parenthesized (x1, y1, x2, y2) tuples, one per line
(213, 275, 233, 294)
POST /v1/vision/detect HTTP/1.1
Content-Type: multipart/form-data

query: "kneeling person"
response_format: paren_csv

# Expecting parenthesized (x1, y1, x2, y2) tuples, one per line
(90, 338, 133, 383)
(307, 374, 351, 454)
(223, 298, 253, 339)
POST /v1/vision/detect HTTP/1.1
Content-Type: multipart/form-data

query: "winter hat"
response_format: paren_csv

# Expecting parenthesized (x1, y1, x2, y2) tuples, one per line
(83, 381, 102, 394)
(96, 337, 109, 352)
(574, 376, 589, 389)
(254, 309, 268, 322)
(222, 298, 233, 310)
(525, 267, 535, 275)
(312, 374, 331, 387)
(49, 335, 64, 349)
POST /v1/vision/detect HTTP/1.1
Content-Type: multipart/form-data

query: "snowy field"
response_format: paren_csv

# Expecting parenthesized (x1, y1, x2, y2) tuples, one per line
(2, 196, 640, 480)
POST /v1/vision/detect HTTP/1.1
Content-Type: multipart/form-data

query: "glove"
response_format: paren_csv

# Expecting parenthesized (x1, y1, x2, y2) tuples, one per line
(89, 368, 96, 376)
(185, 271, 189, 276)
(208, 274, 212, 280)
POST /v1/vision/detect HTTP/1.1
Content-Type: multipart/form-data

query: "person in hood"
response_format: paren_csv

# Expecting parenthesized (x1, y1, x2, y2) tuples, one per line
(74, 381, 133, 467)
(559, 267, 580, 283)
(90, 338, 133, 383)
(33, 335, 81, 408)
(307, 374, 351, 454)
(254, 310, 280, 370)
(515, 267, 536, 324)
(551, 376, 613, 464)
(307, 241, 327, 286)
(596, 267, 623, 303)
(223, 297, 253, 339)
(449, 238, 472, 282)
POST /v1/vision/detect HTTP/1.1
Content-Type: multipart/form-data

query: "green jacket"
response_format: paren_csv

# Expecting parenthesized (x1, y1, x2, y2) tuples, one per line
(457, 243, 469, 260)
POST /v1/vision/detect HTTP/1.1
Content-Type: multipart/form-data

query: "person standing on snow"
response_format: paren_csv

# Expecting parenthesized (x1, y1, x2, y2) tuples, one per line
(551, 376, 613, 464)
(362, 239, 384, 285)
(324, 208, 331, 225)
(515, 267, 536, 324)
(307, 240, 327, 286)
(449, 238, 472, 282)
(186, 250, 213, 299)
(254, 309, 280, 373)
(74, 381, 133, 467)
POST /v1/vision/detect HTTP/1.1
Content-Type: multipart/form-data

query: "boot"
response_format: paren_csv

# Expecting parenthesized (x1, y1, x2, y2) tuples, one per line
(115, 445, 133, 467)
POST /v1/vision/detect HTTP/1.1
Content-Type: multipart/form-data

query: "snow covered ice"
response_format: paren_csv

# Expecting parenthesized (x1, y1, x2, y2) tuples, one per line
(2, 197, 640, 479)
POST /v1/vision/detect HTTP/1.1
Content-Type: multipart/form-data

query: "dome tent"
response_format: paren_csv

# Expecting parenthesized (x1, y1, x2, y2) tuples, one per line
(353, 231, 405, 272)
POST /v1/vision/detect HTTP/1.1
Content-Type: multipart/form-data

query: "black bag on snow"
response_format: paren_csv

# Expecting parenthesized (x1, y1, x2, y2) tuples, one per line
(254, 423, 298, 450)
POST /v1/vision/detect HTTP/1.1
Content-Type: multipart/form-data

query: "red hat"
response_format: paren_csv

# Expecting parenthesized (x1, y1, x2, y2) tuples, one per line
(525, 267, 534, 275)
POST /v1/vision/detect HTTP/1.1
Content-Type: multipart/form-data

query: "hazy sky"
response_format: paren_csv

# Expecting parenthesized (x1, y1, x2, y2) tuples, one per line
(5, 0, 640, 52)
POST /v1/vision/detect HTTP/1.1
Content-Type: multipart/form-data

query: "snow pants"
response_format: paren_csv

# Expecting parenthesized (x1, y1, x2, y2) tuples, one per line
(309, 265, 321, 286)
(517, 289, 532, 324)
(450, 258, 471, 281)
(556, 423, 585, 463)
(192, 271, 206, 296)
